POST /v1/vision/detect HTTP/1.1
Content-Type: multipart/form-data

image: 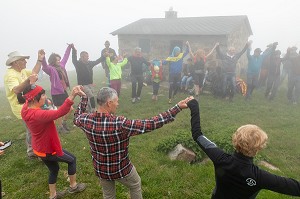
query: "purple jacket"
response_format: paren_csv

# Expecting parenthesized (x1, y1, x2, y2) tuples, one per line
(42, 46, 71, 95)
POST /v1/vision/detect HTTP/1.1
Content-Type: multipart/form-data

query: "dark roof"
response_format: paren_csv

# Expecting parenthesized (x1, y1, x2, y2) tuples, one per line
(111, 15, 252, 36)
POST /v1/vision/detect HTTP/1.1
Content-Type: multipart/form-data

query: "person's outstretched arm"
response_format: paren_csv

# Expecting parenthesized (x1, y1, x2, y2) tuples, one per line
(206, 43, 218, 59)
(121, 97, 191, 136)
(187, 99, 229, 163)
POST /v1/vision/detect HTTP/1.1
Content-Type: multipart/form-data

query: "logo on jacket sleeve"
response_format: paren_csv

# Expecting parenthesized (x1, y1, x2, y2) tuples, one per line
(246, 178, 256, 186)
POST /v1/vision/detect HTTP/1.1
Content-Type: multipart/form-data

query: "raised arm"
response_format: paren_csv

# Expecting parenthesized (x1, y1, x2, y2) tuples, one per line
(71, 44, 79, 66)
(33, 85, 85, 123)
(215, 43, 225, 59)
(32, 49, 45, 75)
(60, 44, 72, 67)
(206, 43, 218, 59)
(187, 99, 227, 163)
(234, 41, 251, 60)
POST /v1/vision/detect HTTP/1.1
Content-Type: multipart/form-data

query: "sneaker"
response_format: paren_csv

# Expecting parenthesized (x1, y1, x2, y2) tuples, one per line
(132, 98, 136, 103)
(168, 99, 172, 104)
(137, 97, 141, 101)
(28, 154, 38, 160)
(51, 190, 67, 199)
(68, 183, 87, 194)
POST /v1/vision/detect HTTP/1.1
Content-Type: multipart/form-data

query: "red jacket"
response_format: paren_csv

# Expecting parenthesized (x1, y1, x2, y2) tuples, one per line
(21, 98, 73, 156)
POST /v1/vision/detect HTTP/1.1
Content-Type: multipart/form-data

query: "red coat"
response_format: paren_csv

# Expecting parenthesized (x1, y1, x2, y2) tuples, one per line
(21, 98, 73, 156)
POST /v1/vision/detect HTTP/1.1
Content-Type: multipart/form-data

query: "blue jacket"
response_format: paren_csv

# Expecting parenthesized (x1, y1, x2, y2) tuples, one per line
(247, 48, 271, 74)
(163, 48, 189, 75)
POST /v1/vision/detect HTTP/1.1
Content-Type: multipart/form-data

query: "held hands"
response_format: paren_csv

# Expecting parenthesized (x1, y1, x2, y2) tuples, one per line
(177, 96, 194, 109)
(37, 49, 45, 60)
(28, 74, 38, 84)
(71, 85, 86, 98)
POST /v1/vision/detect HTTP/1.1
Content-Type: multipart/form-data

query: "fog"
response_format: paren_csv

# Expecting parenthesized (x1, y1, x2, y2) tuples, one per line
(1, 0, 300, 87)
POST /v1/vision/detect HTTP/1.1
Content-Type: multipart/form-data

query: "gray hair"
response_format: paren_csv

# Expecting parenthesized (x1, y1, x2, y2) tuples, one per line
(134, 47, 141, 52)
(97, 87, 118, 106)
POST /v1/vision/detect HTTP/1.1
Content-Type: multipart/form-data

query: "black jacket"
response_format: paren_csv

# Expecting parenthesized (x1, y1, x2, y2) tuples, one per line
(72, 49, 103, 85)
(187, 99, 300, 199)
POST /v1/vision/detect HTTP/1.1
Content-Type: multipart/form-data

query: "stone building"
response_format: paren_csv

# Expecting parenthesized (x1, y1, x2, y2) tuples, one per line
(111, 8, 253, 76)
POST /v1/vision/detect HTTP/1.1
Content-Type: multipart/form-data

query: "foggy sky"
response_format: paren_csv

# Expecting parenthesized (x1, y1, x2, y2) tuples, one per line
(1, 0, 300, 86)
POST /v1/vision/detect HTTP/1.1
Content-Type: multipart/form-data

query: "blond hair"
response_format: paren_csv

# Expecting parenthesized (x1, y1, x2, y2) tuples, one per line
(232, 125, 268, 157)
(195, 49, 205, 59)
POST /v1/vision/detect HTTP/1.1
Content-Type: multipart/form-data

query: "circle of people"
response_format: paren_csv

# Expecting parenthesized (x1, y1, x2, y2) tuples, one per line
(2, 40, 300, 199)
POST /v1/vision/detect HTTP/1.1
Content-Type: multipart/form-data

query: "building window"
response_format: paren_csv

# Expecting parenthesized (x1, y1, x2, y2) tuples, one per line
(139, 39, 150, 53)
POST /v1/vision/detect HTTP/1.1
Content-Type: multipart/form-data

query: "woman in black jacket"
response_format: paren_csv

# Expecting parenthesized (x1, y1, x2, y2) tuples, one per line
(187, 98, 300, 198)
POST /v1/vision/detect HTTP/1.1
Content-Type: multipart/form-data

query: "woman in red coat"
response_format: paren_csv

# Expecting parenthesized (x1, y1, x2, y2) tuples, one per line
(19, 84, 86, 199)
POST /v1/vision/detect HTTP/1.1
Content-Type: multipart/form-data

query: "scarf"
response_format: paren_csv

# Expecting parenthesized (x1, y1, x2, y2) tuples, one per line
(54, 65, 69, 90)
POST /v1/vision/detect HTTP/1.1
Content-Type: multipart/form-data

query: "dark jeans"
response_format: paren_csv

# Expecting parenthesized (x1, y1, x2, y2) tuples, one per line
(41, 149, 76, 184)
(222, 72, 236, 98)
(265, 74, 280, 100)
(169, 73, 181, 99)
(131, 75, 143, 98)
(246, 73, 259, 98)
(287, 74, 300, 103)
(152, 82, 160, 95)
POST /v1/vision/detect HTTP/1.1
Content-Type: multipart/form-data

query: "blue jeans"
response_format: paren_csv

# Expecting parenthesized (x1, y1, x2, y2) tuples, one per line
(181, 76, 193, 89)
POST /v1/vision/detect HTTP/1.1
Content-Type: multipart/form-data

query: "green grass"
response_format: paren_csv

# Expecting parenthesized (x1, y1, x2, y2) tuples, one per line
(1, 67, 300, 198)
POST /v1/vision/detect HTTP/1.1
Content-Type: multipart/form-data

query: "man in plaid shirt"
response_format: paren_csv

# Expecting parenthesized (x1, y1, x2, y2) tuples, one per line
(74, 87, 191, 199)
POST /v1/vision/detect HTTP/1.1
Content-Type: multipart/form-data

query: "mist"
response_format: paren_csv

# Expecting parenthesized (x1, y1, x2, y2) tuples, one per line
(1, 0, 300, 87)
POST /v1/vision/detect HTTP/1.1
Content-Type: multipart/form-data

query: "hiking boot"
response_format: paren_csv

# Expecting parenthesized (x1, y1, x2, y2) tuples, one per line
(49, 190, 67, 199)
(68, 183, 87, 194)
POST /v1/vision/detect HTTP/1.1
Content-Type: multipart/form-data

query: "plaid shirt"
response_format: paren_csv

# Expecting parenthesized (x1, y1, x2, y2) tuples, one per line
(74, 97, 182, 180)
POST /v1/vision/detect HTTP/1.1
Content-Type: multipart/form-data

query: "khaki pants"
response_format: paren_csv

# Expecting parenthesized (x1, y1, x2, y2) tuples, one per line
(82, 85, 94, 112)
(99, 166, 142, 199)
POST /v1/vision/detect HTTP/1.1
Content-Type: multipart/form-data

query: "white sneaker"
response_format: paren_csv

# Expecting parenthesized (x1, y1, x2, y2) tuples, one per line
(132, 98, 136, 103)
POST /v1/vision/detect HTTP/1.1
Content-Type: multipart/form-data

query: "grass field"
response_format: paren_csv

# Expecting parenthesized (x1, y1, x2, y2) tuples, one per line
(1, 66, 300, 199)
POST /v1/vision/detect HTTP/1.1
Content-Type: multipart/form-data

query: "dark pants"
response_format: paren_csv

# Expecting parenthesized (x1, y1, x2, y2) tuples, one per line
(110, 79, 122, 97)
(222, 72, 236, 99)
(169, 73, 181, 99)
(41, 149, 76, 184)
(152, 82, 160, 95)
(287, 74, 300, 103)
(131, 75, 143, 98)
(265, 74, 280, 100)
(246, 73, 259, 98)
